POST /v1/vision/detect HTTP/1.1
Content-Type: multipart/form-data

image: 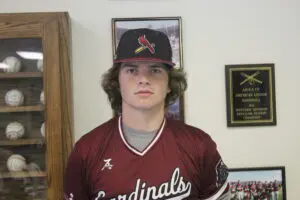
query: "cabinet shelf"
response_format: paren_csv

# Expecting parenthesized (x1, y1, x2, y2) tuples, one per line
(0, 105, 44, 113)
(0, 138, 45, 146)
(0, 72, 43, 79)
(0, 171, 46, 179)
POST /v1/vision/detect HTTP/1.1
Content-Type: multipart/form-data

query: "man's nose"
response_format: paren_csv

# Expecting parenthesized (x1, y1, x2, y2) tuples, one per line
(137, 71, 151, 85)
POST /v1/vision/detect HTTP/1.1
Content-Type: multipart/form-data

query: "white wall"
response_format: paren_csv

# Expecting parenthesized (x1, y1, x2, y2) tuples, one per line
(1, 0, 299, 198)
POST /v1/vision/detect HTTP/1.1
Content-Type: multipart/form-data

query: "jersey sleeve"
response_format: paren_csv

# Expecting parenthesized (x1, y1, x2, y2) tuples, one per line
(199, 136, 229, 200)
(64, 143, 90, 200)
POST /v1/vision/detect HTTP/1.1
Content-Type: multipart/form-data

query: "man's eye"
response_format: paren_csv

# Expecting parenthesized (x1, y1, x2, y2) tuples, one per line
(126, 68, 137, 74)
(151, 68, 162, 74)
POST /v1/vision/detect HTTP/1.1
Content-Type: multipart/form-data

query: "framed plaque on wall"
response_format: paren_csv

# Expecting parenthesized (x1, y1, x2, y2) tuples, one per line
(225, 63, 276, 127)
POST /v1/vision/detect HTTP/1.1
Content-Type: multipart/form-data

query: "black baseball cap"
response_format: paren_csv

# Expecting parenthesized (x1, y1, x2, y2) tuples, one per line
(113, 28, 175, 67)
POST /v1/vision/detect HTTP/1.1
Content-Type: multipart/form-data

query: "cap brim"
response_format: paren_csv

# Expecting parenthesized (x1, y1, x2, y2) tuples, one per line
(114, 57, 176, 67)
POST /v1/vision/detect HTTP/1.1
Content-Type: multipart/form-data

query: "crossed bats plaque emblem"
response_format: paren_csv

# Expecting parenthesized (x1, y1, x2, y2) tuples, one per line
(240, 71, 263, 85)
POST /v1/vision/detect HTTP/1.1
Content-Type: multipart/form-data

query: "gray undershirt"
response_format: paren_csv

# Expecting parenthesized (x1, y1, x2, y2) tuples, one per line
(122, 124, 158, 152)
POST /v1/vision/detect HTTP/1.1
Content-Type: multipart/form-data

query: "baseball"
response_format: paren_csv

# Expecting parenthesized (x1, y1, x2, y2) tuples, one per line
(5, 121, 25, 140)
(7, 154, 27, 172)
(26, 162, 41, 172)
(40, 90, 45, 105)
(2, 56, 22, 73)
(5, 89, 24, 106)
(40, 122, 45, 137)
(37, 59, 43, 72)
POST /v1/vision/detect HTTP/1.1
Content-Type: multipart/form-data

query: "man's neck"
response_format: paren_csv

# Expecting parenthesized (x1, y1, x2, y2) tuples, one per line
(121, 105, 165, 132)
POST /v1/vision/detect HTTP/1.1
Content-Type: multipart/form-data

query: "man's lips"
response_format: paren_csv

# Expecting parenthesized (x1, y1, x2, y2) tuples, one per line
(135, 90, 153, 95)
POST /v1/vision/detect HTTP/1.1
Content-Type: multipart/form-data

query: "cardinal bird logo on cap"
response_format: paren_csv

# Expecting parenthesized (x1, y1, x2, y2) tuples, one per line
(135, 35, 155, 54)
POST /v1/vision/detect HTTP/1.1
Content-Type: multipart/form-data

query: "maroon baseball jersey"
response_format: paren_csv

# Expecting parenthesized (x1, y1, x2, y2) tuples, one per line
(64, 116, 229, 200)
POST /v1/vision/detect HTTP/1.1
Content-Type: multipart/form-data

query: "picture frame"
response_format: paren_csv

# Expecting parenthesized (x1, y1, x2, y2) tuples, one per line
(111, 17, 185, 121)
(225, 63, 277, 127)
(228, 166, 286, 200)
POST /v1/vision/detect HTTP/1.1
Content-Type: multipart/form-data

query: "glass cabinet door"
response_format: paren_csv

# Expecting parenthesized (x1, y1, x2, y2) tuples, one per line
(0, 38, 46, 200)
(0, 12, 73, 200)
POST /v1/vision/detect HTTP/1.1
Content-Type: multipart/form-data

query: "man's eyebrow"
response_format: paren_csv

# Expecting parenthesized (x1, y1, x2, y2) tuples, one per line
(121, 63, 138, 68)
(148, 64, 164, 68)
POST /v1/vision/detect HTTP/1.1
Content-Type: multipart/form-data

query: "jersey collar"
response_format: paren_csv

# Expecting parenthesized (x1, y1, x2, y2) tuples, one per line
(118, 116, 166, 156)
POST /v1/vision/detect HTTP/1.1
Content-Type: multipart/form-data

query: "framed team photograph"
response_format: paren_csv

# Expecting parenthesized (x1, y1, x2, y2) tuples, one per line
(228, 166, 286, 200)
(111, 17, 185, 121)
(111, 17, 183, 69)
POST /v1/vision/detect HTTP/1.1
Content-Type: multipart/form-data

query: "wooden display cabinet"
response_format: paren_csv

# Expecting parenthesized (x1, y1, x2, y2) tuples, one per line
(0, 12, 73, 199)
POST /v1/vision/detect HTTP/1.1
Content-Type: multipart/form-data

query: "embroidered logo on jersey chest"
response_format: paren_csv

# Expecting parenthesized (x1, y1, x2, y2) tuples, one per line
(101, 158, 113, 171)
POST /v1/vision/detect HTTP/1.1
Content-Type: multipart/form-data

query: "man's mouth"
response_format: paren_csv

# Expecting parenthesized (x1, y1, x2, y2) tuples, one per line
(135, 90, 153, 95)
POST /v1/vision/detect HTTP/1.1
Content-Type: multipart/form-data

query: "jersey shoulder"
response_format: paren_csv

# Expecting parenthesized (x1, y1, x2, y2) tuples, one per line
(165, 119, 218, 158)
(166, 119, 215, 145)
(73, 117, 118, 157)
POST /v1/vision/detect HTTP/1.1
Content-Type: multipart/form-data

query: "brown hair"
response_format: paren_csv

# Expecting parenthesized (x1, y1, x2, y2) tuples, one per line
(101, 63, 187, 114)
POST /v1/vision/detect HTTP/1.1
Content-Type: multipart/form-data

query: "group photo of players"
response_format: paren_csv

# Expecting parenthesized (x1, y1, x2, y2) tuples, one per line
(228, 167, 286, 200)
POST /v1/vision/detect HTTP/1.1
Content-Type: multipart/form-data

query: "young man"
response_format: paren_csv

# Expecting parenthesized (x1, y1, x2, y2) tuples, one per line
(64, 28, 229, 200)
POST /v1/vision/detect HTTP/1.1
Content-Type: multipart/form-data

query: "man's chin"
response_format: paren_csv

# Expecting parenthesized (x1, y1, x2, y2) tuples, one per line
(133, 103, 163, 111)
(135, 105, 155, 111)
(123, 100, 165, 111)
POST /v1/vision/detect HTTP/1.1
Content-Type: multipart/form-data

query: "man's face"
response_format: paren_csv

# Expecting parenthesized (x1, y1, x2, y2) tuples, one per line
(119, 61, 170, 112)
